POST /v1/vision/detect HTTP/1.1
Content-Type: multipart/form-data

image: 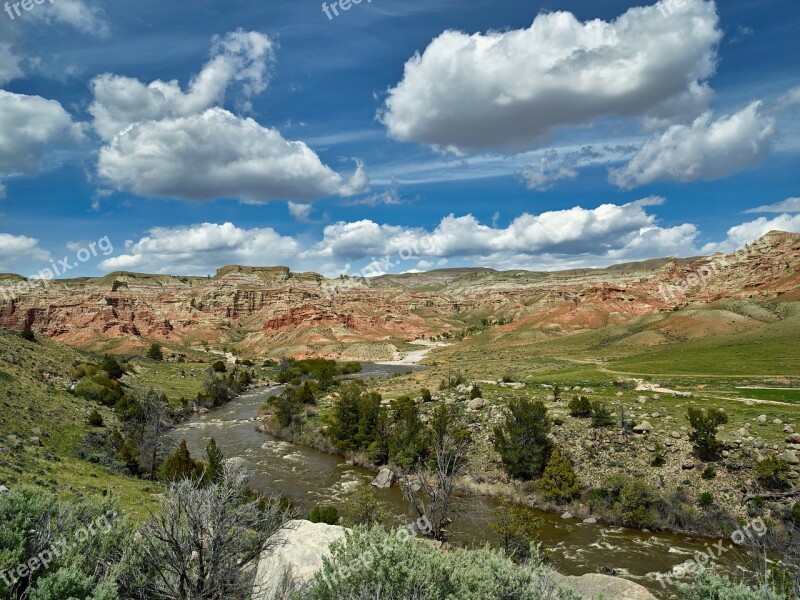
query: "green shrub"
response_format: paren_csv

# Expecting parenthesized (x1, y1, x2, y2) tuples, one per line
(309, 505, 339, 525)
(701, 465, 716, 480)
(300, 526, 579, 600)
(790, 502, 800, 528)
(568, 395, 592, 417)
(590, 401, 615, 428)
(20, 323, 35, 342)
(755, 455, 792, 491)
(158, 440, 203, 482)
(687, 406, 728, 461)
(539, 449, 580, 503)
(87, 409, 104, 427)
(595, 474, 656, 529)
(420, 388, 432, 403)
(99, 355, 125, 379)
(341, 488, 387, 528)
(698, 492, 714, 508)
(493, 398, 552, 480)
(470, 384, 482, 399)
(146, 343, 164, 361)
(490, 501, 541, 562)
(678, 571, 783, 600)
(651, 443, 667, 467)
(212, 360, 227, 373)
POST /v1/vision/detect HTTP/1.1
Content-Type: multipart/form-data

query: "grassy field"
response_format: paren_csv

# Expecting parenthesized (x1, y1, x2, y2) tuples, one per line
(0, 330, 161, 518)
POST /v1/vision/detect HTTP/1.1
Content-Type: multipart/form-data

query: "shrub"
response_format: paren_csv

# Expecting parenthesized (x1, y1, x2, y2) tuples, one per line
(789, 502, 800, 528)
(309, 505, 339, 525)
(701, 465, 716, 480)
(211, 360, 227, 373)
(146, 343, 164, 361)
(301, 526, 578, 600)
(388, 396, 428, 468)
(493, 398, 552, 480)
(678, 571, 784, 600)
(590, 401, 615, 428)
(99, 355, 125, 379)
(596, 474, 656, 529)
(698, 492, 714, 508)
(20, 323, 35, 342)
(158, 440, 203, 482)
(87, 409, 104, 427)
(687, 406, 728, 461)
(755, 455, 792, 491)
(341, 487, 388, 528)
(568, 395, 592, 417)
(539, 449, 580, 503)
(470, 384, 482, 399)
(651, 443, 667, 467)
(420, 388, 432, 403)
(490, 500, 541, 562)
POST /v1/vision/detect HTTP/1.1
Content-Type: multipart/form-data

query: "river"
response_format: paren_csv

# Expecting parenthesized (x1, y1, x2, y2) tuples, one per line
(169, 364, 753, 599)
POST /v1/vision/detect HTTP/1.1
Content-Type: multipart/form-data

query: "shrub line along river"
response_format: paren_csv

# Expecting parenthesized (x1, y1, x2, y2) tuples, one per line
(170, 362, 752, 599)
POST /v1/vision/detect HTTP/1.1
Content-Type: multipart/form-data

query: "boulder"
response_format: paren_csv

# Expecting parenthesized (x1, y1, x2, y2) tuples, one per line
(786, 433, 800, 444)
(783, 450, 800, 466)
(757, 415, 767, 424)
(371, 467, 395, 489)
(632, 421, 652, 434)
(252, 520, 346, 599)
(554, 573, 655, 600)
(560, 511, 573, 520)
(468, 398, 486, 410)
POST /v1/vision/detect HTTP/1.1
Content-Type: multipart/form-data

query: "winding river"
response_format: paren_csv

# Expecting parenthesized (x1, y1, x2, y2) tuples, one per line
(170, 364, 753, 599)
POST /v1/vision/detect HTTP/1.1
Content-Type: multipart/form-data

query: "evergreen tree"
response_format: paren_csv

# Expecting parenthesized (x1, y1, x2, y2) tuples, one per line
(158, 440, 202, 482)
(493, 398, 552, 480)
(568, 395, 592, 417)
(687, 406, 728, 461)
(539, 448, 580, 503)
(146, 343, 164, 361)
(205, 438, 224, 483)
(590, 401, 615, 428)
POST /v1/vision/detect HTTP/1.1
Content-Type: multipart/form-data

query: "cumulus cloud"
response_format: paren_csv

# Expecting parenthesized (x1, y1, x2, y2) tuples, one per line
(702, 214, 800, 254)
(90, 30, 274, 141)
(288, 202, 314, 221)
(380, 0, 721, 153)
(27, 0, 109, 36)
(0, 90, 85, 194)
(97, 108, 366, 202)
(745, 197, 800, 214)
(0, 233, 50, 271)
(304, 201, 699, 267)
(0, 43, 23, 85)
(98, 222, 299, 274)
(609, 101, 777, 188)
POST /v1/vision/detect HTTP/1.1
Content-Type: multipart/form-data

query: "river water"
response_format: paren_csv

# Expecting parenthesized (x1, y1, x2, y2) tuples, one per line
(169, 364, 752, 599)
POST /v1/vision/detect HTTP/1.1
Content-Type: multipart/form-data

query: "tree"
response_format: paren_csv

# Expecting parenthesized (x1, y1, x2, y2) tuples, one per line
(552, 383, 561, 402)
(309, 505, 340, 525)
(87, 409, 104, 427)
(470, 384, 482, 400)
(146, 343, 164, 361)
(129, 460, 295, 600)
(117, 438, 140, 476)
(341, 487, 388, 528)
(539, 449, 580, 503)
(274, 387, 304, 429)
(389, 396, 428, 468)
(590, 401, 615, 428)
(756, 455, 792, 491)
(568, 395, 592, 417)
(20, 323, 35, 342)
(491, 500, 542, 562)
(211, 360, 227, 373)
(687, 406, 728, 461)
(128, 388, 173, 480)
(420, 388, 432, 403)
(204, 438, 224, 484)
(493, 398, 553, 480)
(99, 355, 124, 379)
(404, 404, 470, 542)
(158, 440, 202, 482)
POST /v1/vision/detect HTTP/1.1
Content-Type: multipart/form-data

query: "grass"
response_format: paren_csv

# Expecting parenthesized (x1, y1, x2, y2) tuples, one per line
(0, 329, 161, 519)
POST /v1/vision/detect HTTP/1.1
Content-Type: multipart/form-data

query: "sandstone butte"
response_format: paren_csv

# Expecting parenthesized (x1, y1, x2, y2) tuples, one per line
(0, 231, 798, 360)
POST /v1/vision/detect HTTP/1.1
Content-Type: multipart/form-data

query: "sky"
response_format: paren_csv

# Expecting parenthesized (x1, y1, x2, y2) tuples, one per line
(0, 0, 798, 280)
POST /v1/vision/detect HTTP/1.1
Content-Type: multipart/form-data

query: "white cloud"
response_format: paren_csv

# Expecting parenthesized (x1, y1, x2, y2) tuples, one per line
(745, 197, 800, 214)
(90, 30, 274, 141)
(0, 43, 23, 85)
(610, 101, 776, 188)
(27, 0, 109, 36)
(305, 201, 699, 267)
(0, 233, 50, 271)
(97, 108, 366, 202)
(702, 214, 800, 254)
(380, 0, 720, 153)
(98, 222, 300, 275)
(288, 201, 313, 221)
(0, 90, 85, 194)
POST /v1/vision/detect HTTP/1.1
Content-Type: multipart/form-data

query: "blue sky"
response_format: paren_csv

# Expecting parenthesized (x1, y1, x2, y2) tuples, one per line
(0, 0, 798, 279)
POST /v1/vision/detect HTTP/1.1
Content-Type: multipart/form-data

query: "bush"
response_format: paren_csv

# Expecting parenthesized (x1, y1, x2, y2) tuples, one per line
(300, 526, 579, 600)
(309, 505, 339, 525)
(470, 384, 482, 399)
(651, 443, 667, 467)
(341, 487, 388, 528)
(698, 492, 714, 508)
(539, 448, 580, 503)
(87, 409, 104, 427)
(755, 455, 792, 491)
(493, 398, 552, 480)
(687, 406, 728, 461)
(99, 355, 125, 379)
(146, 343, 164, 361)
(158, 440, 203, 482)
(678, 571, 784, 600)
(701, 465, 716, 480)
(590, 401, 615, 428)
(20, 323, 35, 342)
(211, 360, 227, 373)
(595, 474, 656, 529)
(568, 395, 592, 417)
(490, 500, 542, 562)
(420, 388, 432, 403)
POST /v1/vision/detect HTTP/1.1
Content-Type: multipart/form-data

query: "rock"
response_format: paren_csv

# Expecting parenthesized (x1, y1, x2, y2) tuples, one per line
(681, 461, 695, 470)
(652, 394, 660, 400)
(581, 440, 594, 450)
(582, 387, 594, 394)
(371, 466, 395, 489)
(632, 421, 652, 434)
(252, 520, 346, 599)
(0, 485, 9, 494)
(637, 396, 648, 404)
(554, 573, 655, 600)
(774, 419, 783, 425)
(757, 415, 767, 424)
(509, 382, 525, 390)
(670, 431, 682, 439)
(616, 391, 624, 397)
(28, 437, 42, 447)
(786, 433, 800, 444)
(198, 407, 210, 414)
(744, 400, 755, 406)
(583, 517, 597, 524)
(736, 428, 748, 438)
(783, 451, 800, 466)
(722, 450, 730, 458)
(468, 398, 486, 410)
(784, 425, 794, 434)
(561, 511, 573, 520)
